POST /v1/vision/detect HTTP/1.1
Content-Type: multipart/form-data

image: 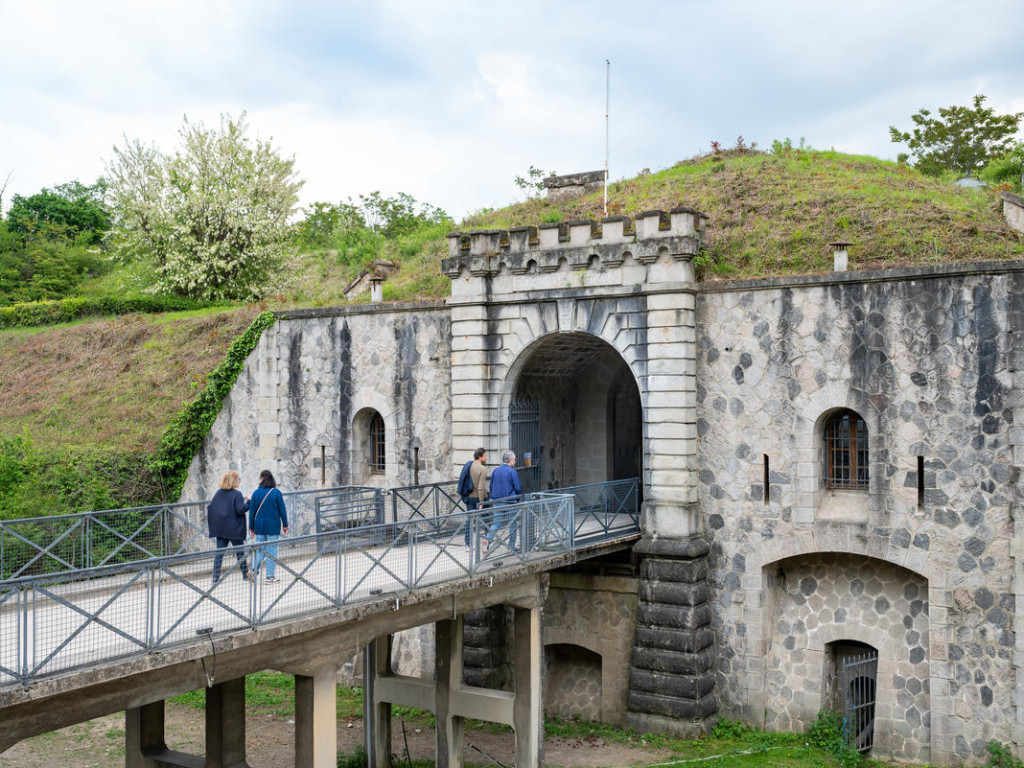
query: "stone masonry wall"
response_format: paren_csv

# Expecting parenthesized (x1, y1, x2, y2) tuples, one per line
(181, 303, 452, 532)
(696, 264, 1023, 764)
(543, 572, 639, 725)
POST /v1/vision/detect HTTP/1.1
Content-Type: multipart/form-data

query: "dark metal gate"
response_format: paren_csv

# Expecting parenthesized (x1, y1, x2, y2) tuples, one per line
(509, 399, 541, 495)
(842, 649, 878, 753)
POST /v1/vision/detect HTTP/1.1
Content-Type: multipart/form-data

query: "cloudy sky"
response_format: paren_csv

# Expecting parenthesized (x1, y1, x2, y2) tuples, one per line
(1, 0, 1022, 220)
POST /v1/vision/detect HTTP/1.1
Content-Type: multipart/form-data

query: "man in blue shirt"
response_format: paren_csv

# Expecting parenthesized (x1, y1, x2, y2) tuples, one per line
(487, 451, 522, 551)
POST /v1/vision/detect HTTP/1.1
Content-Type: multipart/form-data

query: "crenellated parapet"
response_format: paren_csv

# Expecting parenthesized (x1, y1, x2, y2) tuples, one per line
(442, 208, 706, 289)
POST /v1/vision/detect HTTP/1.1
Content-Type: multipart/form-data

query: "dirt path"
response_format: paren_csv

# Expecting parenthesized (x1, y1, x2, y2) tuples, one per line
(0, 703, 674, 768)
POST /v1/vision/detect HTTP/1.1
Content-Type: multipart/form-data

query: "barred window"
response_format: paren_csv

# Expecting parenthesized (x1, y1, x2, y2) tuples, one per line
(825, 410, 868, 489)
(369, 412, 386, 474)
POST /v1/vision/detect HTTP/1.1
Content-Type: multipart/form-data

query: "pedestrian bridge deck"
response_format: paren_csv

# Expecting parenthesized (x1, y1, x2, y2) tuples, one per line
(0, 479, 640, 697)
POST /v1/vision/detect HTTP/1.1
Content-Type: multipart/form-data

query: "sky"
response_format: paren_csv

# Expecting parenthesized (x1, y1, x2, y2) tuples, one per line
(1, 0, 1023, 221)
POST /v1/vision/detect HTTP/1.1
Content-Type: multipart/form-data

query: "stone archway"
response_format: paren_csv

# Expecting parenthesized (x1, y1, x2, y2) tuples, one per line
(507, 332, 642, 492)
(762, 552, 930, 762)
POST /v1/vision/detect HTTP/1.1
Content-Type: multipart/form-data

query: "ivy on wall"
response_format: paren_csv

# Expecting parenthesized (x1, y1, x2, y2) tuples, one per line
(149, 311, 276, 499)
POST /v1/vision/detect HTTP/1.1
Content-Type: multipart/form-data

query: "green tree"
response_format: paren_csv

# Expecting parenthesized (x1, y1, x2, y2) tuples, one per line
(890, 95, 1023, 177)
(105, 113, 303, 300)
(293, 201, 365, 249)
(6, 180, 111, 245)
(982, 141, 1024, 193)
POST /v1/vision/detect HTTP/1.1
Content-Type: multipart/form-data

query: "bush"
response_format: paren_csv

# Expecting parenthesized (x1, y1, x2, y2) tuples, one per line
(808, 710, 863, 768)
(0, 294, 231, 329)
(988, 741, 1024, 768)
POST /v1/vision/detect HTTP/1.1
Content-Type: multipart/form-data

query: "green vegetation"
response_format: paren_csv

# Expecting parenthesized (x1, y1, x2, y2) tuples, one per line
(1, 144, 1022, 522)
(890, 95, 1023, 178)
(106, 112, 303, 300)
(149, 310, 275, 500)
(0, 306, 262, 516)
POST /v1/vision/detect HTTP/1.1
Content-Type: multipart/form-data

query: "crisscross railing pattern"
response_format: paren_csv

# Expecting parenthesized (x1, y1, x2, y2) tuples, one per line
(533, 478, 639, 543)
(0, 487, 378, 580)
(389, 481, 462, 523)
(0, 494, 589, 689)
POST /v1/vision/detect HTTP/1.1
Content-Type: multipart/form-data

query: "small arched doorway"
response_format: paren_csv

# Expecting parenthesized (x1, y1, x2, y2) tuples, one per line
(825, 640, 878, 753)
(507, 333, 641, 493)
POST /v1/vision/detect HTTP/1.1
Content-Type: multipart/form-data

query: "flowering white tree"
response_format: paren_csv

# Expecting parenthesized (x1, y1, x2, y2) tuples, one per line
(106, 114, 303, 300)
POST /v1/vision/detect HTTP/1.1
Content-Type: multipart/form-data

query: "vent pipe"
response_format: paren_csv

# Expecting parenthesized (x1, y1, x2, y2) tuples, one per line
(830, 241, 853, 272)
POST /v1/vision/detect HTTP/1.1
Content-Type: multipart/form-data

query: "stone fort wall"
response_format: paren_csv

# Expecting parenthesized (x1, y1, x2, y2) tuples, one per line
(179, 211, 1024, 764)
(696, 265, 1024, 763)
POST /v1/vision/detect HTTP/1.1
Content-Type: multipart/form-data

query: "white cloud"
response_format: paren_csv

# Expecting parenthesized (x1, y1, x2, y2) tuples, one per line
(2, 0, 1022, 219)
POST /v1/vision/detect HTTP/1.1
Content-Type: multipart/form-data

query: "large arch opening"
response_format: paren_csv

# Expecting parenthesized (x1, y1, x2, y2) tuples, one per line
(507, 333, 641, 493)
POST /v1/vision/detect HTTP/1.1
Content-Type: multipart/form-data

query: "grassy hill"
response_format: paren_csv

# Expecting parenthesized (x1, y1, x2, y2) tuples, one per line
(1, 148, 1021, 517)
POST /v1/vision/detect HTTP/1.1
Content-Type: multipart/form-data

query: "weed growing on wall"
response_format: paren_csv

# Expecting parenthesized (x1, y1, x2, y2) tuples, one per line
(149, 311, 276, 500)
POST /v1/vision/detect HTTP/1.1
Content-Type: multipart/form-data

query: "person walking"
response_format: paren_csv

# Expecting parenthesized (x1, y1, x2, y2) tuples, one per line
(461, 448, 488, 545)
(249, 469, 289, 582)
(207, 470, 250, 583)
(487, 451, 522, 552)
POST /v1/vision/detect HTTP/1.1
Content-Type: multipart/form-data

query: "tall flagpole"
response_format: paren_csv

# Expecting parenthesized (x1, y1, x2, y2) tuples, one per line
(604, 59, 610, 217)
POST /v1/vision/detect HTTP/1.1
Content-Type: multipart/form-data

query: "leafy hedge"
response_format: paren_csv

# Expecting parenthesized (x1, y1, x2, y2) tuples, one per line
(149, 311, 276, 500)
(0, 294, 232, 329)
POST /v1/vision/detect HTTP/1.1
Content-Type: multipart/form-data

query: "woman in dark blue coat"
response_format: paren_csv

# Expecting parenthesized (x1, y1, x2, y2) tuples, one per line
(248, 469, 289, 582)
(207, 470, 250, 583)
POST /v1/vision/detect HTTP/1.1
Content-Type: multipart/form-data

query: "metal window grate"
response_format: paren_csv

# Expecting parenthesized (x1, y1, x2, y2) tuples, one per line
(825, 411, 868, 489)
(369, 413, 386, 474)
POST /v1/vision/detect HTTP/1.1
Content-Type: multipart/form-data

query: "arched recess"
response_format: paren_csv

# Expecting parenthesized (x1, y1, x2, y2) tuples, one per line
(544, 643, 603, 722)
(500, 332, 642, 492)
(760, 552, 931, 763)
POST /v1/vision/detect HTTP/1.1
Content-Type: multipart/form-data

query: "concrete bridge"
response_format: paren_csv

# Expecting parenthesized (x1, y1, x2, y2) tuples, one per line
(0, 480, 640, 767)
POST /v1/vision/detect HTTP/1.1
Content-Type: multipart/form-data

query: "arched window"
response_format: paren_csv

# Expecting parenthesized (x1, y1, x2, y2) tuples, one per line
(369, 412, 386, 474)
(824, 410, 868, 489)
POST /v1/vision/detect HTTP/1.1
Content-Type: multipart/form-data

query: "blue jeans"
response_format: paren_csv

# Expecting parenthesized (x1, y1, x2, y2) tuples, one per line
(487, 501, 517, 550)
(253, 534, 280, 578)
(213, 537, 248, 582)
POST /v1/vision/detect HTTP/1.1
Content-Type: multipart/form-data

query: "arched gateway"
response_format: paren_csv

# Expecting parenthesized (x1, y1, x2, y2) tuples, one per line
(443, 211, 719, 734)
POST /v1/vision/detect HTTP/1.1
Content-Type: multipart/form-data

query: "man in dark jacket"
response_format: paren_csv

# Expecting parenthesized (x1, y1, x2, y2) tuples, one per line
(207, 470, 250, 583)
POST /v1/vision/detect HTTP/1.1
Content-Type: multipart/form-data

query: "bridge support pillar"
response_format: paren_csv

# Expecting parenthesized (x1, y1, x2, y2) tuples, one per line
(125, 700, 170, 768)
(512, 605, 543, 768)
(205, 676, 249, 768)
(435, 618, 465, 768)
(364, 635, 393, 768)
(295, 666, 338, 768)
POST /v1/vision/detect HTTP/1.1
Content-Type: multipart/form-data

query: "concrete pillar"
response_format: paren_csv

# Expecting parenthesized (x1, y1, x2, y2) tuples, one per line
(295, 666, 338, 768)
(125, 701, 168, 768)
(512, 606, 543, 768)
(435, 617, 465, 768)
(205, 676, 249, 768)
(364, 635, 393, 768)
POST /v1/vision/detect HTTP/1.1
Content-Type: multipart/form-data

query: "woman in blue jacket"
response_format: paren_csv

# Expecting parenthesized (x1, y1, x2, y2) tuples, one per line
(248, 469, 289, 582)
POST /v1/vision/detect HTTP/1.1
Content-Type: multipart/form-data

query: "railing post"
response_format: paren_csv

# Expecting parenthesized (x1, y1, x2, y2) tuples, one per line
(146, 564, 157, 651)
(408, 526, 416, 589)
(391, 489, 398, 524)
(19, 584, 29, 686)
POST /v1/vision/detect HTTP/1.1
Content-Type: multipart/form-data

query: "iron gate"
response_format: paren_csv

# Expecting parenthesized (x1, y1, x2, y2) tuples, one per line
(842, 649, 878, 753)
(509, 399, 541, 495)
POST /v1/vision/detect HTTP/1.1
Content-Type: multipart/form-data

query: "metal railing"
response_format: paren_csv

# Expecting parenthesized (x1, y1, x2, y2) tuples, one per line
(0, 487, 379, 581)
(389, 481, 462, 523)
(532, 478, 640, 543)
(0, 493, 582, 690)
